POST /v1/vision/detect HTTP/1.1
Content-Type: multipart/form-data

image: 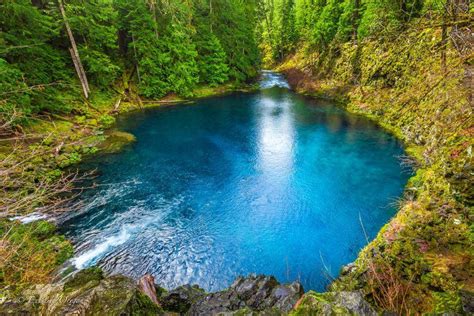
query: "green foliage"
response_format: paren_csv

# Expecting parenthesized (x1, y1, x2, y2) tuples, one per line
(357, 0, 402, 39)
(260, 0, 430, 62)
(98, 114, 116, 127)
(312, 0, 343, 48)
(0, 58, 31, 124)
(164, 22, 199, 97)
(64, 267, 104, 292)
(0, 0, 73, 117)
(115, 0, 170, 98)
(195, 31, 229, 86)
(432, 291, 463, 314)
(336, 0, 360, 42)
(0, 0, 261, 125)
(56, 151, 82, 168)
(0, 219, 73, 287)
(66, 0, 120, 88)
(208, 0, 261, 81)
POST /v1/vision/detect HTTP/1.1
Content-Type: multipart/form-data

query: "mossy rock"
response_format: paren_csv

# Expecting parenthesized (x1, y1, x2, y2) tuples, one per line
(99, 130, 136, 154)
(290, 291, 377, 316)
(63, 267, 104, 292)
(14, 271, 163, 315)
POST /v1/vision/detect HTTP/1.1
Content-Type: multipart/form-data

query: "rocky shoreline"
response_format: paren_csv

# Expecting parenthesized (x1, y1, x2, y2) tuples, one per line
(2, 268, 302, 315)
(1, 267, 387, 315)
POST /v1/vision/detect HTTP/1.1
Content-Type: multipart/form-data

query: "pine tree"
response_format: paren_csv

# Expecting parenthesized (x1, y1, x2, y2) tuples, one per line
(115, 0, 170, 98)
(0, 0, 72, 114)
(164, 22, 199, 96)
(312, 0, 343, 48)
(195, 31, 229, 86)
(65, 0, 120, 88)
(210, 0, 260, 82)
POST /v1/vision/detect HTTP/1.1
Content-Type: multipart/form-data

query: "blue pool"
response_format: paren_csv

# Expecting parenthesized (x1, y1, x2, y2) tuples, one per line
(61, 72, 410, 292)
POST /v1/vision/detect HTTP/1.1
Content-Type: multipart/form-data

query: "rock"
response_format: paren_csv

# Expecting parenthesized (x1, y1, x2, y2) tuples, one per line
(271, 282, 304, 313)
(460, 290, 474, 314)
(333, 291, 377, 316)
(59, 275, 138, 315)
(5, 272, 302, 315)
(292, 291, 377, 316)
(138, 274, 160, 306)
(340, 263, 356, 276)
(99, 130, 136, 153)
(160, 284, 206, 313)
(188, 288, 246, 315)
(188, 275, 304, 315)
(5, 269, 163, 315)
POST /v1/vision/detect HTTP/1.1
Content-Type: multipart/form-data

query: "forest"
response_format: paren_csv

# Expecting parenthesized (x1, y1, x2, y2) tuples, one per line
(1, 0, 470, 124)
(1, 0, 473, 315)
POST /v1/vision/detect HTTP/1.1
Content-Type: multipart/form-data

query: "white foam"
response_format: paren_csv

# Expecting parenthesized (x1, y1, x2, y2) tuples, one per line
(260, 71, 290, 89)
(71, 228, 131, 269)
(11, 212, 48, 224)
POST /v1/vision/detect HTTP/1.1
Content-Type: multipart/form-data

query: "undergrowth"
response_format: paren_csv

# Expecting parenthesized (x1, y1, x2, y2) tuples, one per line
(283, 20, 473, 315)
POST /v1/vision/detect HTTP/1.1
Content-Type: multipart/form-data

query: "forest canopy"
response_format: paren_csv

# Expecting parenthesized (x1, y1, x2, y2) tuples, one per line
(257, 0, 470, 64)
(1, 0, 470, 127)
(0, 0, 260, 126)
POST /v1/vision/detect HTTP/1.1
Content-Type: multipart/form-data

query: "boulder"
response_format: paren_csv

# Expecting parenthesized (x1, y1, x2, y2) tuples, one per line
(188, 275, 304, 315)
(291, 291, 377, 316)
(99, 130, 136, 153)
(2, 268, 162, 315)
(460, 290, 474, 314)
(160, 284, 206, 313)
(333, 291, 377, 316)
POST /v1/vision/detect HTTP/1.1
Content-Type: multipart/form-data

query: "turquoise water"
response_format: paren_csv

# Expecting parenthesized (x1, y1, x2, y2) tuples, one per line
(61, 72, 410, 292)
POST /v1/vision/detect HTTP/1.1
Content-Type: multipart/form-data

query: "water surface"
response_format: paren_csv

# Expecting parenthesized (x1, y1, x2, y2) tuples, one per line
(62, 72, 409, 291)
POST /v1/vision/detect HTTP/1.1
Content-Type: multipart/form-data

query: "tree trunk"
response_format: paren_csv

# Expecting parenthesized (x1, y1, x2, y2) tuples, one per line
(138, 275, 160, 307)
(131, 33, 141, 84)
(209, 0, 213, 32)
(352, 0, 360, 44)
(148, 0, 159, 38)
(58, 0, 90, 99)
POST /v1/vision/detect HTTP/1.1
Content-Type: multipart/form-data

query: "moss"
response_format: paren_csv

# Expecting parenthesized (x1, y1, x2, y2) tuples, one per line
(128, 290, 164, 315)
(98, 130, 136, 154)
(0, 220, 73, 289)
(63, 267, 104, 292)
(290, 292, 350, 315)
(279, 18, 472, 314)
(431, 291, 463, 315)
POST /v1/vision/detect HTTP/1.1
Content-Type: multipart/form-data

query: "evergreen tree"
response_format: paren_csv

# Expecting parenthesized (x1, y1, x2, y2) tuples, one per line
(210, 0, 260, 82)
(274, 0, 297, 60)
(115, 0, 170, 98)
(195, 31, 229, 86)
(0, 0, 72, 114)
(312, 0, 343, 48)
(337, 0, 363, 42)
(164, 22, 199, 96)
(65, 0, 120, 88)
(357, 0, 423, 39)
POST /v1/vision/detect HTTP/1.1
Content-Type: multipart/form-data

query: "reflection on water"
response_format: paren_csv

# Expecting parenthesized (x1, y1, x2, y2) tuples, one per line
(61, 72, 410, 292)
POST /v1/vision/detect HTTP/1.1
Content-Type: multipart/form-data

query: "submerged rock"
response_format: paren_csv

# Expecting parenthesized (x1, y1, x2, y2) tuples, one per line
(99, 130, 136, 153)
(189, 275, 304, 315)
